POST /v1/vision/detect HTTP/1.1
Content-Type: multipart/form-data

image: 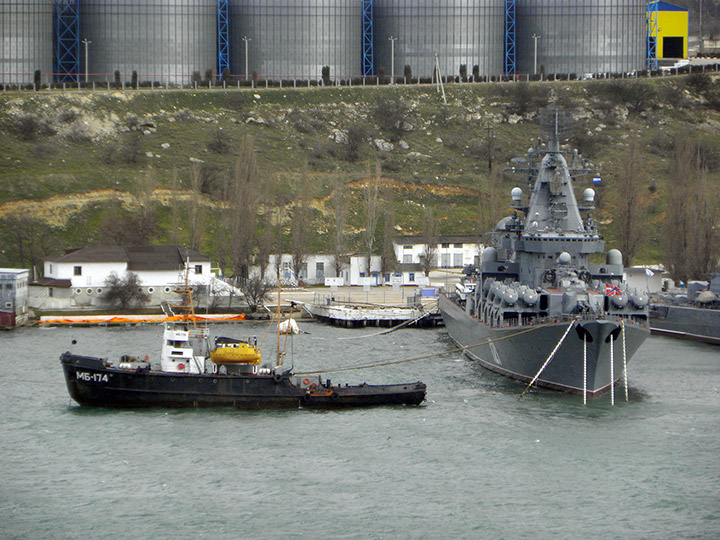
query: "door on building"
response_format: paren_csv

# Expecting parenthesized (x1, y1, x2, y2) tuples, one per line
(663, 36, 684, 58)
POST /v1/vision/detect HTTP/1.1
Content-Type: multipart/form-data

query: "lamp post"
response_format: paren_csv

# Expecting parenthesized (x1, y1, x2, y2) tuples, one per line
(242, 36, 251, 80)
(388, 36, 398, 83)
(531, 33, 540, 75)
(82, 38, 91, 82)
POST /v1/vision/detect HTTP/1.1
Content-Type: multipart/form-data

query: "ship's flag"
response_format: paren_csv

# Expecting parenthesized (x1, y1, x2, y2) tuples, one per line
(606, 284, 622, 296)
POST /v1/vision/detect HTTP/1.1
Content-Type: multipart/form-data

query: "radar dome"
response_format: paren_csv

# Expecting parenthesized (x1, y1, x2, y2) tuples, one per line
(607, 249, 623, 266)
(483, 247, 498, 263)
(511, 187, 523, 202)
(583, 188, 595, 204)
(558, 252, 571, 265)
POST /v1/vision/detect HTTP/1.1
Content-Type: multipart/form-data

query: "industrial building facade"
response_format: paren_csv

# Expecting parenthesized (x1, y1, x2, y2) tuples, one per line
(1, 1, 676, 85)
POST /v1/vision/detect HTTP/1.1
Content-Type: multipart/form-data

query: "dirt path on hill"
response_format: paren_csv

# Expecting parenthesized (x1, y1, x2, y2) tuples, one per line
(0, 176, 480, 227)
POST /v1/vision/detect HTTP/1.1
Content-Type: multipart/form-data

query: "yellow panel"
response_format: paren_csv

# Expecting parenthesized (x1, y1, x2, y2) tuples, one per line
(657, 10, 688, 58)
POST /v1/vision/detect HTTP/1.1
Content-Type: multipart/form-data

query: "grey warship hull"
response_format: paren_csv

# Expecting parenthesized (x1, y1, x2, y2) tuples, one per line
(440, 291, 649, 395)
(649, 304, 720, 345)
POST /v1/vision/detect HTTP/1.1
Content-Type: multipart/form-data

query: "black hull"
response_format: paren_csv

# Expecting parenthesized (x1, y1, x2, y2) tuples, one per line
(60, 353, 426, 409)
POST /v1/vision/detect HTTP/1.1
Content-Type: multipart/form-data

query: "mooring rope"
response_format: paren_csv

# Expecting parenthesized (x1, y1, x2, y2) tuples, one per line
(583, 333, 587, 406)
(610, 333, 615, 406)
(622, 319, 629, 402)
(294, 324, 544, 376)
(519, 320, 576, 399)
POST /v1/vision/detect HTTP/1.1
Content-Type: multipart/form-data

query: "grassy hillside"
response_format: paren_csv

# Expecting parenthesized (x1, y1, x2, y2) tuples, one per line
(2, 75, 720, 273)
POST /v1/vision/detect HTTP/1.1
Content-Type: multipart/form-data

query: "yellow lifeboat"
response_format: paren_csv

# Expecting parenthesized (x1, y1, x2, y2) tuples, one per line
(210, 337, 261, 365)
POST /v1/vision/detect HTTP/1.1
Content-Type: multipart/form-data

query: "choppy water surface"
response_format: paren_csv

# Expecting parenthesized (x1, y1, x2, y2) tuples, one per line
(1, 322, 718, 540)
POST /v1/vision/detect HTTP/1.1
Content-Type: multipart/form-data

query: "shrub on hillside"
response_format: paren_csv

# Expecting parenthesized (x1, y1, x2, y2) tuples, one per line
(586, 80, 656, 114)
(344, 121, 372, 162)
(9, 113, 56, 141)
(372, 95, 410, 141)
(497, 82, 550, 115)
(571, 120, 610, 159)
(685, 72, 712, 94)
(207, 128, 231, 154)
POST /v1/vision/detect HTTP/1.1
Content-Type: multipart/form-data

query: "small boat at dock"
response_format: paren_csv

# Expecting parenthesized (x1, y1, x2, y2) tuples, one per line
(301, 297, 442, 328)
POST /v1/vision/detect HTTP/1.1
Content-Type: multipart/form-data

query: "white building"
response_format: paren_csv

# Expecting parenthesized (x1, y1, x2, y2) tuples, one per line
(31, 245, 212, 310)
(250, 253, 431, 288)
(393, 234, 482, 269)
(624, 266, 669, 294)
(251, 254, 341, 286)
(349, 255, 430, 287)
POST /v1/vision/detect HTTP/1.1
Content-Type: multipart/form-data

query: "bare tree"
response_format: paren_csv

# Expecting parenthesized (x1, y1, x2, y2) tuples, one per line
(102, 271, 150, 309)
(420, 207, 439, 277)
(331, 181, 347, 279)
(239, 275, 273, 312)
(664, 132, 720, 283)
(187, 164, 206, 251)
(0, 216, 60, 271)
(380, 192, 397, 279)
(223, 135, 260, 281)
(169, 169, 182, 245)
(362, 163, 381, 276)
(129, 170, 159, 244)
(612, 139, 649, 267)
(290, 168, 310, 285)
(256, 216, 273, 282)
(477, 169, 506, 241)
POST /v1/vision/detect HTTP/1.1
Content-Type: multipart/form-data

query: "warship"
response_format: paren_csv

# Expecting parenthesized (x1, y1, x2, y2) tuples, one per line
(649, 275, 720, 344)
(439, 108, 650, 397)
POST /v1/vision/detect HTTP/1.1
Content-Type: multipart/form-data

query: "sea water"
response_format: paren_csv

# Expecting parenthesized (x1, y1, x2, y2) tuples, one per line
(0, 322, 718, 540)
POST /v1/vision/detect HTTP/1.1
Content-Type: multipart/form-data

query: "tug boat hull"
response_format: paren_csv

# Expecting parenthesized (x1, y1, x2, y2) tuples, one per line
(61, 353, 426, 409)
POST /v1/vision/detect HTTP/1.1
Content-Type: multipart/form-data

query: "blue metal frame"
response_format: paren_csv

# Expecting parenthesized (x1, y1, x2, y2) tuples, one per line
(217, 0, 230, 80)
(647, 1, 659, 70)
(362, 0, 374, 77)
(504, 0, 516, 76)
(54, 0, 80, 82)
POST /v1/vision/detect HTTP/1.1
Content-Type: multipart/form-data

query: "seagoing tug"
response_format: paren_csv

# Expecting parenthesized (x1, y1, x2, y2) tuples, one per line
(60, 269, 425, 409)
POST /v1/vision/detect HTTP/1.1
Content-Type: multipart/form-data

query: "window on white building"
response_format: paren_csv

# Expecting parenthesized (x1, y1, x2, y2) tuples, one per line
(453, 253, 463, 267)
(195, 265, 202, 274)
(409, 272, 415, 282)
(403, 254, 412, 264)
(73, 266, 82, 276)
(316, 262, 324, 279)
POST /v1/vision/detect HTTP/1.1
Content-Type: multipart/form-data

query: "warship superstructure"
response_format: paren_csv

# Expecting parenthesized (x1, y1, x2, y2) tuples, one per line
(439, 108, 650, 397)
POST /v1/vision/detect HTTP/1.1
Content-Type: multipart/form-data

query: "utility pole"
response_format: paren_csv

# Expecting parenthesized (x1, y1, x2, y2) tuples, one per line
(242, 36, 251, 80)
(388, 36, 397, 83)
(531, 33, 541, 75)
(82, 38, 91, 82)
